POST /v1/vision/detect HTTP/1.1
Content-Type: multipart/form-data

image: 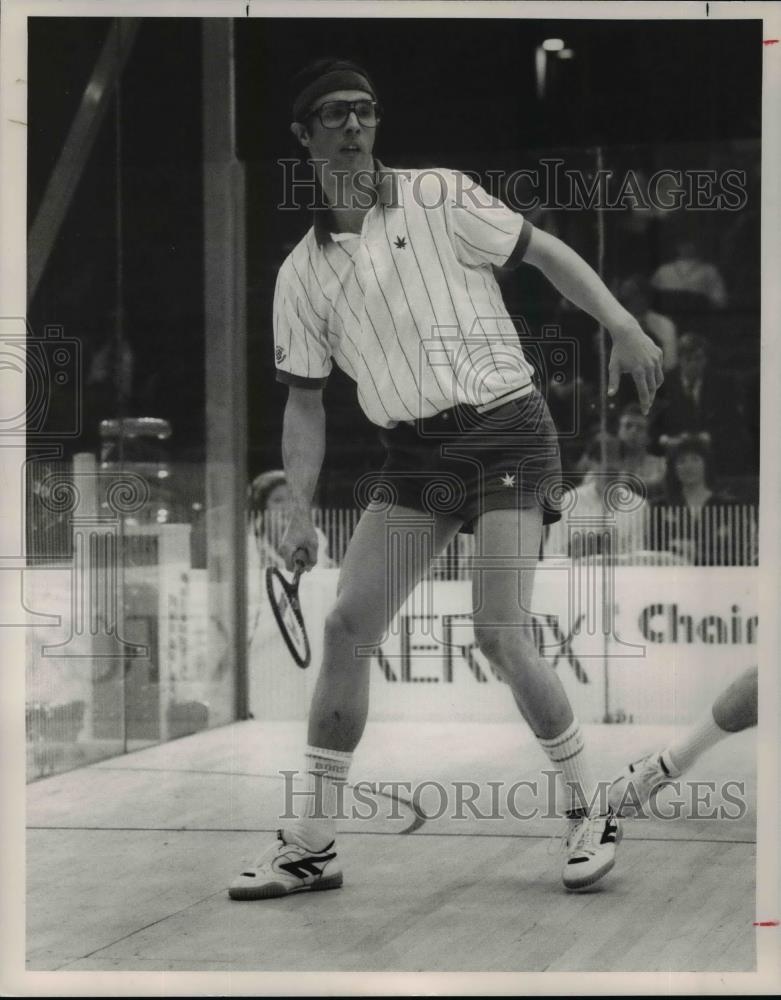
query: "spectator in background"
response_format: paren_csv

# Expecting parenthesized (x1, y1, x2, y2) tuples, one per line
(543, 371, 601, 473)
(616, 275, 678, 372)
(650, 236, 728, 322)
(650, 332, 749, 476)
(616, 402, 666, 498)
(248, 470, 332, 571)
(246, 469, 335, 653)
(609, 168, 658, 280)
(650, 434, 754, 566)
(545, 435, 646, 560)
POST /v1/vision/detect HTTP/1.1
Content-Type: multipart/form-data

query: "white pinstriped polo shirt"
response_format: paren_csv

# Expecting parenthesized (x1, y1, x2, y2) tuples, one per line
(273, 161, 536, 428)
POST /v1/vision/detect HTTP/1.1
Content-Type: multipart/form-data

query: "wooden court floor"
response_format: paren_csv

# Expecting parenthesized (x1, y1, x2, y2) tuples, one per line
(26, 720, 757, 974)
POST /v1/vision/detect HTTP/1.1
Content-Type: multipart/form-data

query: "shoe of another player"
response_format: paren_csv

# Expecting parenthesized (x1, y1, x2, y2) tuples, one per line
(228, 829, 343, 900)
(608, 752, 676, 817)
(562, 809, 622, 891)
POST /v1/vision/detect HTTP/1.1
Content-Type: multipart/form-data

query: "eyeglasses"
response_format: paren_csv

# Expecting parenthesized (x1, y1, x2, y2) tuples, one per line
(307, 99, 382, 129)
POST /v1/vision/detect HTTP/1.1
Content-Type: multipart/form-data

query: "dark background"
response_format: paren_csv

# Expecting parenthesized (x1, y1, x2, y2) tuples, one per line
(27, 16, 762, 504)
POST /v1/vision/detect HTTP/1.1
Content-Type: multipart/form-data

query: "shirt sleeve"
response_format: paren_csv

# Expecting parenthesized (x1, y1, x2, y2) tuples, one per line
(445, 170, 533, 270)
(273, 259, 332, 389)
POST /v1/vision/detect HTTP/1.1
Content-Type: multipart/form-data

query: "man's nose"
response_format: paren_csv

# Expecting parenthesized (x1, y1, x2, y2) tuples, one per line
(344, 111, 361, 130)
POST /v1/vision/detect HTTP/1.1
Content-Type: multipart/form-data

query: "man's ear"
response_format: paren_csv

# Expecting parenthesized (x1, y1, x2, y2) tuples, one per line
(290, 122, 310, 148)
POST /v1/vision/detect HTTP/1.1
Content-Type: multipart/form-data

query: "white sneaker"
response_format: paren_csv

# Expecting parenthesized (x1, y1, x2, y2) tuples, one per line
(608, 752, 676, 817)
(562, 810, 622, 891)
(229, 830, 343, 900)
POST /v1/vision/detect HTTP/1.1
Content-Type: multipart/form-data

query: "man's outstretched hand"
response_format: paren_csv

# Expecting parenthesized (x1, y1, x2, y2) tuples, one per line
(607, 319, 664, 414)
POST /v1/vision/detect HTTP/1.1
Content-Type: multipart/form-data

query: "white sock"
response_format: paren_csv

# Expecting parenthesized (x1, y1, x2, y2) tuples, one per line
(285, 745, 352, 851)
(662, 711, 728, 776)
(538, 719, 599, 816)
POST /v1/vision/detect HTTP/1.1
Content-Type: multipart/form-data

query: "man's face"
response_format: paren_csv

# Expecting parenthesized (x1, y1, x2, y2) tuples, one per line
(618, 414, 649, 450)
(265, 483, 290, 513)
(675, 451, 706, 487)
(679, 349, 706, 381)
(676, 239, 698, 261)
(293, 89, 376, 179)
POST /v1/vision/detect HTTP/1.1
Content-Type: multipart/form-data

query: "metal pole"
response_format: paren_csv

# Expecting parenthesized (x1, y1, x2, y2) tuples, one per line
(113, 37, 130, 754)
(202, 21, 248, 722)
(595, 145, 611, 723)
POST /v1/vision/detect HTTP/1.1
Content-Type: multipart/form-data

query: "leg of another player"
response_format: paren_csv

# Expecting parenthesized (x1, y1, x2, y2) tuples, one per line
(609, 666, 758, 815)
(471, 506, 620, 890)
(663, 665, 758, 775)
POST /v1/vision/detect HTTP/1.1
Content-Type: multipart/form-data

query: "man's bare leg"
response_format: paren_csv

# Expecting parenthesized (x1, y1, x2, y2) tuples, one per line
(471, 506, 621, 890)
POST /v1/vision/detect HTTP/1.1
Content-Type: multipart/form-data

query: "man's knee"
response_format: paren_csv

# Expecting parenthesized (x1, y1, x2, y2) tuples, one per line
(474, 621, 536, 670)
(324, 602, 383, 648)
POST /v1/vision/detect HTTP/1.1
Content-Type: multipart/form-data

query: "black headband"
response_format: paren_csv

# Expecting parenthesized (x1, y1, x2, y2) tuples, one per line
(292, 68, 377, 122)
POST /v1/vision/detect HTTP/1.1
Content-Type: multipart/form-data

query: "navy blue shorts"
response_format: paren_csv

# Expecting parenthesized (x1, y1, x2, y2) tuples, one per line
(371, 388, 563, 533)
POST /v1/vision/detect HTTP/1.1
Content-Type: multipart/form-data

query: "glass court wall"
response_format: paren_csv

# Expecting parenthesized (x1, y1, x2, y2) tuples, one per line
(25, 19, 245, 780)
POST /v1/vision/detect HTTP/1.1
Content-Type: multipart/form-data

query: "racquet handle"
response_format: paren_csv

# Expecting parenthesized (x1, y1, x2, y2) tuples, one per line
(292, 547, 308, 581)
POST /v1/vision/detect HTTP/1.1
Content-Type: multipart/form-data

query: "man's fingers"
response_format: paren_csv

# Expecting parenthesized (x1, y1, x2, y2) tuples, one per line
(633, 368, 652, 413)
(292, 542, 317, 572)
(280, 535, 318, 573)
(607, 356, 620, 396)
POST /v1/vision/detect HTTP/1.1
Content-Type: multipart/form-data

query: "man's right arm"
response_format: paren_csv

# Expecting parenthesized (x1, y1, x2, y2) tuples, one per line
(280, 385, 326, 571)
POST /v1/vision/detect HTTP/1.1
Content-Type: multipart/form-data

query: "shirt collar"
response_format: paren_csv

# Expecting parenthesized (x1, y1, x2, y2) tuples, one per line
(313, 159, 399, 247)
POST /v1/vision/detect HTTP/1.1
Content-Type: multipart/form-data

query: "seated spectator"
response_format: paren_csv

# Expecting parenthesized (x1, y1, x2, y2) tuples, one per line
(616, 274, 678, 371)
(650, 332, 750, 476)
(617, 402, 666, 498)
(545, 436, 646, 560)
(650, 434, 755, 566)
(651, 236, 728, 316)
(544, 372, 601, 473)
(247, 470, 332, 571)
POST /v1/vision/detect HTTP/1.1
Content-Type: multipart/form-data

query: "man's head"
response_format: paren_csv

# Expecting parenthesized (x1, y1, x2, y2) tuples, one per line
(584, 433, 623, 477)
(289, 58, 379, 177)
(666, 433, 713, 491)
(674, 236, 700, 262)
(678, 332, 708, 382)
(618, 402, 650, 453)
(616, 275, 651, 316)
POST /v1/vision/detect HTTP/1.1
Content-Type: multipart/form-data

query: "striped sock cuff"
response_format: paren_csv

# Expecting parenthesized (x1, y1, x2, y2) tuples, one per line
(537, 720, 596, 814)
(537, 719, 585, 763)
(305, 745, 353, 782)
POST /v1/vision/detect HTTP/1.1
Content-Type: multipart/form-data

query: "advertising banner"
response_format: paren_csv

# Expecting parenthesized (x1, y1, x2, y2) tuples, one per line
(249, 565, 758, 725)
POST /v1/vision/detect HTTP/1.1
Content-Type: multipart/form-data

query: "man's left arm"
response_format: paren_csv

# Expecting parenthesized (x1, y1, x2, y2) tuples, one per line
(523, 227, 664, 413)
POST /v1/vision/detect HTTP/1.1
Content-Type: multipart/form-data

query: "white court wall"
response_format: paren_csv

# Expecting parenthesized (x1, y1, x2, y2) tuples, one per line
(24, 563, 758, 729)
(249, 566, 758, 726)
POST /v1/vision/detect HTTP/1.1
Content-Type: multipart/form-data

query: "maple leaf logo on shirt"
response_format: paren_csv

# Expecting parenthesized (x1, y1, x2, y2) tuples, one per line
(500, 473, 516, 487)
(275, 346, 286, 364)
(394, 235, 407, 249)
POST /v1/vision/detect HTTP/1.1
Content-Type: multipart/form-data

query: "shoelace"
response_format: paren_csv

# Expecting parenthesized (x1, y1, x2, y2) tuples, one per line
(569, 814, 603, 857)
(547, 813, 584, 858)
(246, 831, 287, 870)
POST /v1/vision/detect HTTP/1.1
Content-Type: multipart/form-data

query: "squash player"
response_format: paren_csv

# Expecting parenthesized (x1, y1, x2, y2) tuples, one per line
(230, 57, 663, 900)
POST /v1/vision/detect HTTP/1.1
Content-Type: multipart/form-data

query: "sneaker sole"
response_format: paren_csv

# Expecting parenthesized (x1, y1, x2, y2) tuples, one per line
(228, 872, 343, 901)
(563, 855, 616, 891)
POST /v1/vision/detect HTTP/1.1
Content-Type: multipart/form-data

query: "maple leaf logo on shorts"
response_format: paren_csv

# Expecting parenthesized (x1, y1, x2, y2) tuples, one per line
(275, 346, 286, 364)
